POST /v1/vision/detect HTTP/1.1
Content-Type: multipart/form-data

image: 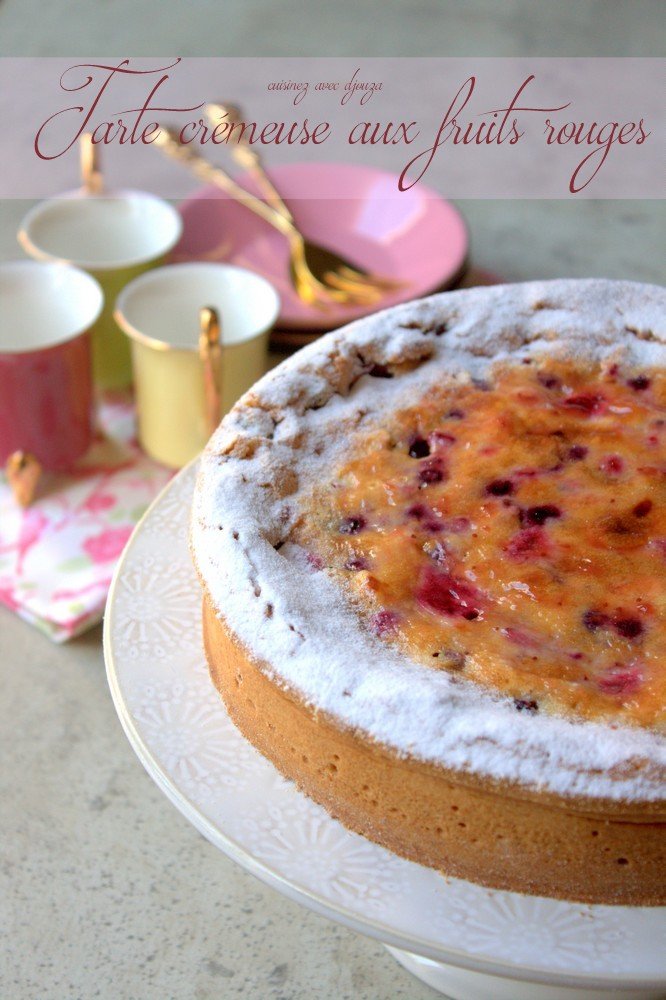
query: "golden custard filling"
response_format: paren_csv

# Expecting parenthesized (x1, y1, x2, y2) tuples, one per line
(298, 360, 665, 729)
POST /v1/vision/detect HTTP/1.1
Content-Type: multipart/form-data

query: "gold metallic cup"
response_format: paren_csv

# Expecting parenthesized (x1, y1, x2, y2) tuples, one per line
(114, 262, 280, 468)
(17, 135, 182, 390)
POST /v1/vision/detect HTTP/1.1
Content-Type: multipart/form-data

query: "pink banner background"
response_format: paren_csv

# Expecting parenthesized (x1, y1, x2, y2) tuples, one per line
(1, 57, 663, 199)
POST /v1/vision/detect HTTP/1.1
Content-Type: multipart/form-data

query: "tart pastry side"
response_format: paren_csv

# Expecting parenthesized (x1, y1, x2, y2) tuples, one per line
(192, 279, 666, 904)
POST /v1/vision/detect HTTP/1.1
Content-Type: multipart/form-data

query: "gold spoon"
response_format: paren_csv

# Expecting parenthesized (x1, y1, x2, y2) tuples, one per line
(205, 102, 403, 297)
(153, 127, 379, 308)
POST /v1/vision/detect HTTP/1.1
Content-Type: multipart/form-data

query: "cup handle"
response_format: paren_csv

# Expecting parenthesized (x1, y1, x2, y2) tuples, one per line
(6, 451, 42, 507)
(80, 133, 103, 195)
(198, 307, 223, 435)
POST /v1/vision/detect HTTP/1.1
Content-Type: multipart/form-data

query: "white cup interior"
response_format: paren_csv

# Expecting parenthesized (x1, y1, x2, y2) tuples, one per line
(115, 263, 281, 349)
(0, 260, 104, 353)
(19, 191, 182, 269)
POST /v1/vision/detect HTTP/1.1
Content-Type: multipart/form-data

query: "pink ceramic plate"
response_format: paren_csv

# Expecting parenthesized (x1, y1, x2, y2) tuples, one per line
(173, 162, 469, 331)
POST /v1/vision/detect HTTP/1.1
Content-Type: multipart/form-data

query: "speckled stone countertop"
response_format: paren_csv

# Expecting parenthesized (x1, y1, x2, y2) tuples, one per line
(1, 2, 664, 998)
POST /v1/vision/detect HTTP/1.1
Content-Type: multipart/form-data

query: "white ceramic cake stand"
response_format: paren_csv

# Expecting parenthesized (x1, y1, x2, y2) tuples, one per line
(104, 466, 666, 1000)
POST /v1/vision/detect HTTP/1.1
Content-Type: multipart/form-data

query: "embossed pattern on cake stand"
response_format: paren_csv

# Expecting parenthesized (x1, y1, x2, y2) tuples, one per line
(104, 465, 666, 1000)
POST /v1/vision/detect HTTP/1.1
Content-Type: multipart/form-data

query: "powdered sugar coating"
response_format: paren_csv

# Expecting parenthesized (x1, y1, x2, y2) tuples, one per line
(191, 280, 666, 803)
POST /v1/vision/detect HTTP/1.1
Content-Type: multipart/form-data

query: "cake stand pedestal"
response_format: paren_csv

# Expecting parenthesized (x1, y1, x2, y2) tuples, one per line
(385, 946, 664, 1000)
(104, 467, 666, 1000)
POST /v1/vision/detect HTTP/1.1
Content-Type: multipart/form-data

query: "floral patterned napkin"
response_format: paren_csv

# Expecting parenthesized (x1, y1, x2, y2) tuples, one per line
(0, 393, 173, 642)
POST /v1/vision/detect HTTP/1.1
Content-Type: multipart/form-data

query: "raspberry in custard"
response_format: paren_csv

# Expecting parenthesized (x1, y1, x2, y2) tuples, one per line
(302, 360, 665, 730)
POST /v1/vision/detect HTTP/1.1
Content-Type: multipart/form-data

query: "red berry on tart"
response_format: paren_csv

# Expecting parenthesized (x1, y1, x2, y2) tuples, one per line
(192, 280, 666, 905)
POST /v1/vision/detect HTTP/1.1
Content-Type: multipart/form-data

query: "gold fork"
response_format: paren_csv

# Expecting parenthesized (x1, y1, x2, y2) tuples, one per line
(205, 102, 403, 297)
(153, 127, 380, 308)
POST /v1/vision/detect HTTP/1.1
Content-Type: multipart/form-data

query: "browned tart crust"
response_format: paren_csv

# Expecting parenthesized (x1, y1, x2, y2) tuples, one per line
(192, 280, 666, 905)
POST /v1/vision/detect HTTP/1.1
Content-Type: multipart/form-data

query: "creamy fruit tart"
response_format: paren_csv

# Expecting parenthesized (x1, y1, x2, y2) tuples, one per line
(192, 280, 665, 904)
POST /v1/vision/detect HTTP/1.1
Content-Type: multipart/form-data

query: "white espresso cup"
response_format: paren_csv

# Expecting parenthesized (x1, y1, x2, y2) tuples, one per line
(114, 263, 280, 468)
(18, 191, 182, 389)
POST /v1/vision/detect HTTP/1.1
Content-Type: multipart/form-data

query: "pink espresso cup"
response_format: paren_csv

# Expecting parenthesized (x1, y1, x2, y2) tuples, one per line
(0, 261, 103, 471)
